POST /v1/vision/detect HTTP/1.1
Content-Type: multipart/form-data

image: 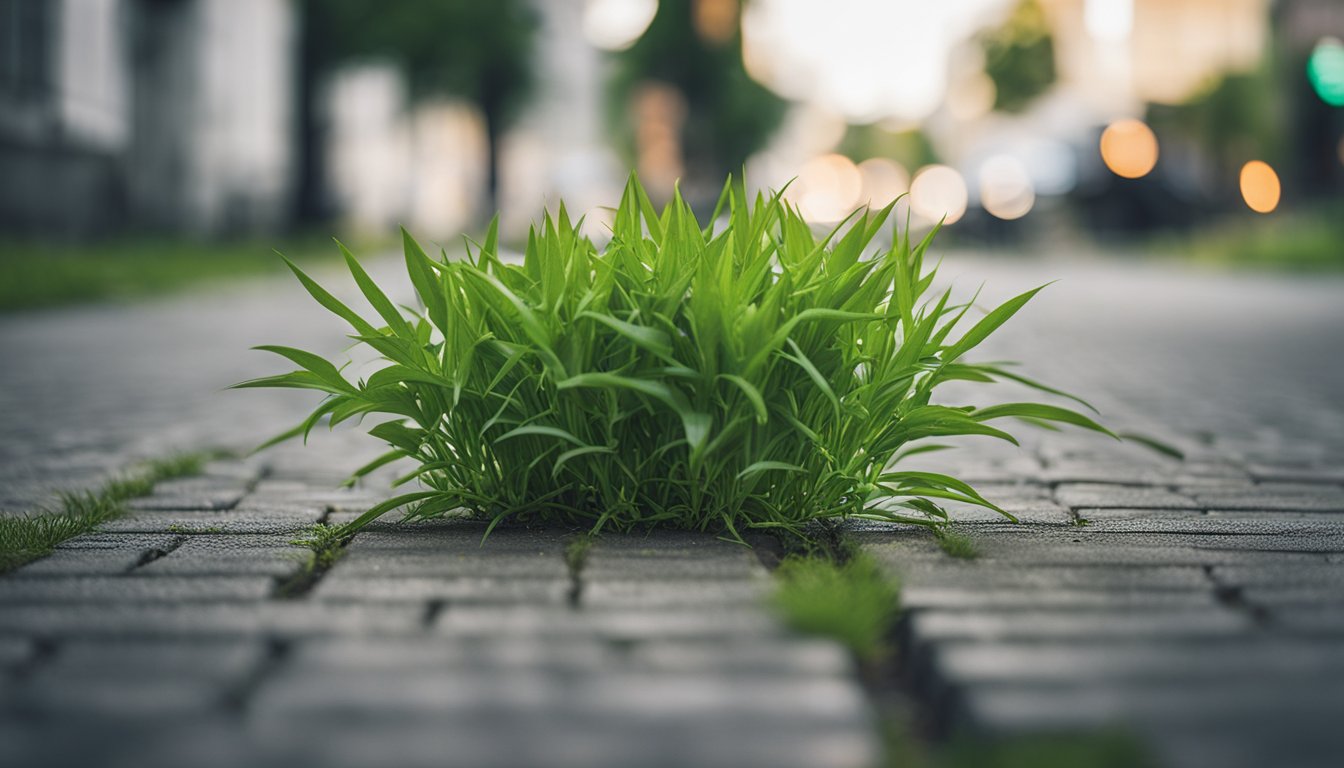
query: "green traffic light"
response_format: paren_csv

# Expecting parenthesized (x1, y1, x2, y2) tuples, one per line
(1308, 37, 1344, 107)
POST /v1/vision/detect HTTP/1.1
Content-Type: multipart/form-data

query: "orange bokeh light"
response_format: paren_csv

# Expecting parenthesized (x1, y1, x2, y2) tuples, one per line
(1099, 119, 1159, 179)
(1239, 160, 1281, 214)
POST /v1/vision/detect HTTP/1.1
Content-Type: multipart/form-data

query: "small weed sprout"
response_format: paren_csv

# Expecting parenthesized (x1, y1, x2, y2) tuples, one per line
(240, 175, 1118, 541)
(934, 527, 979, 559)
(771, 554, 900, 662)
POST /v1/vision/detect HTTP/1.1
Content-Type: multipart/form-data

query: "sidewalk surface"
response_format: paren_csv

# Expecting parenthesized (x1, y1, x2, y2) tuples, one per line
(1, 254, 1341, 768)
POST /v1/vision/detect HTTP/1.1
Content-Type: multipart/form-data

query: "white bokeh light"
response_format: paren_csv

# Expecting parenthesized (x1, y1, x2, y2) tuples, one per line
(583, 0, 659, 52)
(793, 153, 863, 223)
(977, 154, 1035, 220)
(742, 0, 1004, 123)
(857, 158, 910, 208)
(910, 165, 968, 225)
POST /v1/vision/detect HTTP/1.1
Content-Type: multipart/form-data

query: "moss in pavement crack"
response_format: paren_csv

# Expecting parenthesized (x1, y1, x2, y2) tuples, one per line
(0, 451, 223, 574)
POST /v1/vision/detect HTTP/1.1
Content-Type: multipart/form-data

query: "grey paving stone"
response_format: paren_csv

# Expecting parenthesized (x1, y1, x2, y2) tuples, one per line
(0, 575, 275, 602)
(50, 638, 268, 679)
(1194, 490, 1344, 512)
(10, 548, 152, 576)
(893, 562, 1214, 590)
(900, 585, 1218, 610)
(133, 534, 306, 576)
(10, 675, 230, 718)
(126, 487, 247, 511)
(928, 639, 1344, 687)
(0, 603, 424, 638)
(336, 551, 568, 579)
(99, 506, 324, 535)
(1054, 483, 1198, 509)
(1211, 563, 1344, 588)
(52, 532, 183, 551)
(313, 575, 569, 604)
(252, 667, 868, 724)
(0, 636, 32, 668)
(581, 579, 769, 607)
(435, 605, 781, 641)
(906, 606, 1251, 642)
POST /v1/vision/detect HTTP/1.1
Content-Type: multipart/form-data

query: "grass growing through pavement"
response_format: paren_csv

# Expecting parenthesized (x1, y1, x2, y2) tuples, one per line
(0, 453, 213, 573)
(241, 173, 1120, 542)
(276, 522, 349, 598)
(771, 552, 900, 662)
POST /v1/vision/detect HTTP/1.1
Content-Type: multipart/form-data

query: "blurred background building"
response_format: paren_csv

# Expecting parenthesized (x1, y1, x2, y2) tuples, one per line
(1, 0, 1341, 248)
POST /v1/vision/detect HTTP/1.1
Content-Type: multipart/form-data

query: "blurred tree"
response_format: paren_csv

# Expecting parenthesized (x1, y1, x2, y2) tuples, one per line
(978, 0, 1056, 114)
(609, 0, 786, 204)
(1147, 61, 1283, 205)
(836, 124, 939, 171)
(296, 0, 537, 219)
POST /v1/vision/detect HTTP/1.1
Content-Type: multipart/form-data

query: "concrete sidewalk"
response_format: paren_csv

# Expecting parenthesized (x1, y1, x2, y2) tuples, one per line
(1, 254, 1342, 767)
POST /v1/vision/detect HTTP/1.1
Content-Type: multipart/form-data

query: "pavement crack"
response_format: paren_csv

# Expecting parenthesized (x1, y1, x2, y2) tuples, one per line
(126, 535, 187, 572)
(1203, 564, 1272, 627)
(221, 637, 290, 715)
(421, 598, 447, 628)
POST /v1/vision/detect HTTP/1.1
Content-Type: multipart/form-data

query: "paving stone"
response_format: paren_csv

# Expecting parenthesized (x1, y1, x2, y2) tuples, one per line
(0, 603, 424, 638)
(435, 605, 781, 641)
(134, 534, 306, 577)
(337, 551, 568, 579)
(0, 575, 275, 602)
(126, 487, 248, 511)
(98, 505, 324, 534)
(906, 607, 1251, 642)
(581, 579, 769, 607)
(1194, 490, 1344, 512)
(52, 532, 183, 551)
(314, 575, 569, 604)
(900, 585, 1218, 610)
(10, 675, 230, 718)
(50, 638, 268, 679)
(1053, 483, 1198, 509)
(10, 548, 152, 576)
(928, 639, 1344, 687)
(0, 636, 32, 668)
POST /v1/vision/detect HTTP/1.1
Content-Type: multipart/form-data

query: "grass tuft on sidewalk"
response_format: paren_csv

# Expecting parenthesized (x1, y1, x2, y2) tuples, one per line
(241, 173, 1122, 543)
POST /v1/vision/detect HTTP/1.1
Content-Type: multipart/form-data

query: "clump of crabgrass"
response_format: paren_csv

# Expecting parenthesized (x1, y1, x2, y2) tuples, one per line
(0, 452, 214, 572)
(239, 174, 1119, 541)
(771, 552, 900, 662)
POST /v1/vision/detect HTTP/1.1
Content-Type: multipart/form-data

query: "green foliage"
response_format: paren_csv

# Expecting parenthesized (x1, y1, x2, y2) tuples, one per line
(1156, 206, 1344, 271)
(565, 534, 593, 575)
(277, 523, 349, 598)
(0, 452, 214, 573)
(303, 0, 536, 124)
(0, 235, 348, 312)
(771, 553, 900, 661)
(1147, 66, 1282, 184)
(241, 174, 1115, 541)
(934, 527, 978, 559)
(608, 0, 786, 189)
(979, 0, 1056, 113)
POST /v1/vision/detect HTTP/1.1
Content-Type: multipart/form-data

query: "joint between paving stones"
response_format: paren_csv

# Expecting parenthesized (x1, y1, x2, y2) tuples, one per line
(127, 535, 188, 572)
(221, 637, 291, 715)
(1202, 564, 1272, 627)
